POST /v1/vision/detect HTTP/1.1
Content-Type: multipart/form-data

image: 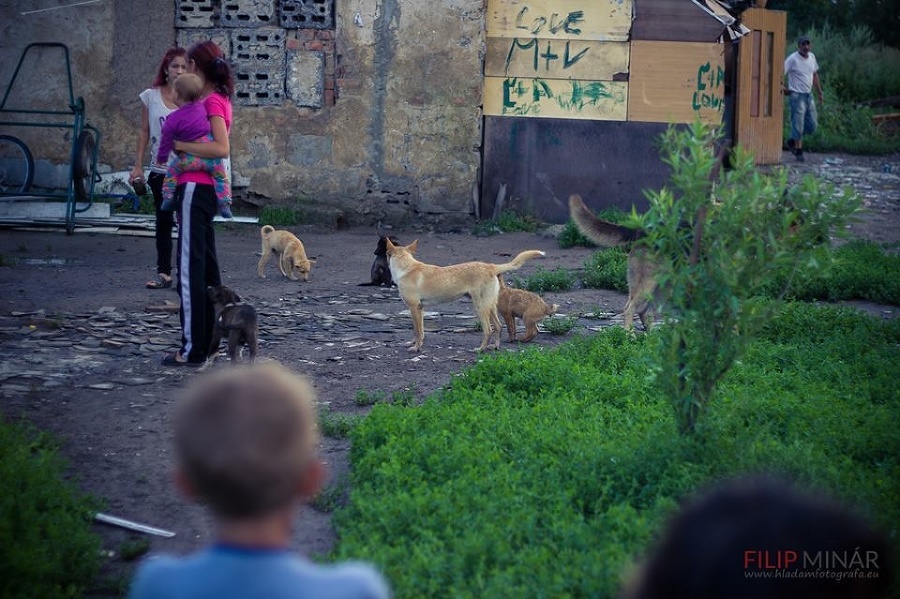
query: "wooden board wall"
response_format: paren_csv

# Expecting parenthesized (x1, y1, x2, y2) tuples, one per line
(627, 41, 725, 124)
(631, 0, 728, 42)
(483, 0, 633, 120)
(486, 0, 632, 41)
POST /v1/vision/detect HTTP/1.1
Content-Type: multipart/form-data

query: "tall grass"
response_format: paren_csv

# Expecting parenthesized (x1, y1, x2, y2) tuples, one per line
(794, 26, 900, 153)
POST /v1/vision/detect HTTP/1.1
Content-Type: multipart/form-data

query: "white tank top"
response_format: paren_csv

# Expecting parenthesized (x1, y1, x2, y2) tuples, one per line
(139, 87, 177, 174)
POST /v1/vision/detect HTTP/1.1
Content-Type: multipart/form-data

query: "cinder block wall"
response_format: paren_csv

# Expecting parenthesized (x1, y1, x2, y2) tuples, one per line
(0, 0, 485, 228)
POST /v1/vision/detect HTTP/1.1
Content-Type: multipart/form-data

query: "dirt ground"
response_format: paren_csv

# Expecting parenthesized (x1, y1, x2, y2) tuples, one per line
(0, 150, 897, 596)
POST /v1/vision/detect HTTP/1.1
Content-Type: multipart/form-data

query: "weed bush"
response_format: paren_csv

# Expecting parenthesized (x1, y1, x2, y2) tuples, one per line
(334, 308, 900, 598)
(580, 248, 629, 292)
(0, 417, 102, 598)
(517, 267, 576, 293)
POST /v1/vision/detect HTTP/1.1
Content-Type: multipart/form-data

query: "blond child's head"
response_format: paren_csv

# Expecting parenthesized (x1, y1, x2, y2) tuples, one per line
(173, 362, 321, 519)
(172, 73, 204, 105)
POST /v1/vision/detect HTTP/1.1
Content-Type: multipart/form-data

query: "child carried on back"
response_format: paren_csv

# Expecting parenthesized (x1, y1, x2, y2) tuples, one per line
(157, 73, 232, 218)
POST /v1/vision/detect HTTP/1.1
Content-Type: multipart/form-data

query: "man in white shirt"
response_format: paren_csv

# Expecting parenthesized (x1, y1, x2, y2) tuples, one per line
(783, 35, 825, 162)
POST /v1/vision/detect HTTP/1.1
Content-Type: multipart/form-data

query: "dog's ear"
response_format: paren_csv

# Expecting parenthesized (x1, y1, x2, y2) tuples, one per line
(385, 237, 397, 253)
(407, 239, 418, 254)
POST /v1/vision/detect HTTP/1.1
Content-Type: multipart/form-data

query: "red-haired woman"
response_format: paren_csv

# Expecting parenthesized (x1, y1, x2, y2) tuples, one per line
(131, 47, 188, 290)
(162, 40, 235, 367)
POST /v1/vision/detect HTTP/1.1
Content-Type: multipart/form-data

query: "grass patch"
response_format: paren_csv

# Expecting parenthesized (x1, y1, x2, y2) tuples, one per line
(318, 410, 364, 439)
(333, 306, 900, 598)
(541, 314, 578, 335)
(513, 267, 575, 293)
(0, 417, 103, 598)
(580, 247, 629, 292)
(472, 210, 542, 236)
(259, 205, 302, 227)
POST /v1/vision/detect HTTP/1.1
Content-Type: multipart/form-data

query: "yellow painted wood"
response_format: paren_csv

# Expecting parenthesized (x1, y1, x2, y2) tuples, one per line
(627, 41, 725, 124)
(735, 8, 787, 165)
(486, 0, 633, 42)
(485, 38, 630, 80)
(483, 77, 628, 120)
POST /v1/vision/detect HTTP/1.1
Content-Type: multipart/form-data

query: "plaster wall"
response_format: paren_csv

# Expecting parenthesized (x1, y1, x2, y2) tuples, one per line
(0, 0, 485, 228)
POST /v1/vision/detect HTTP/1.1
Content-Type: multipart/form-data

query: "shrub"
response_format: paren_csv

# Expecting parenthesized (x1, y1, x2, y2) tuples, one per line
(518, 267, 575, 293)
(642, 122, 859, 434)
(334, 312, 900, 598)
(580, 248, 629, 292)
(0, 417, 102, 598)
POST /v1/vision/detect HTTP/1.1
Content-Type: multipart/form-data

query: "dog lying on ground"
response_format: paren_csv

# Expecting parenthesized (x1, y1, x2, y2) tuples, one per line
(497, 275, 559, 342)
(358, 235, 399, 287)
(568, 194, 659, 331)
(385, 238, 545, 352)
(206, 285, 259, 364)
(257, 225, 316, 281)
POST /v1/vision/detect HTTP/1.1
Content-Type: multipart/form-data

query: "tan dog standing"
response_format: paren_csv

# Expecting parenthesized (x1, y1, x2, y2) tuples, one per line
(497, 275, 559, 342)
(568, 194, 659, 331)
(385, 238, 545, 352)
(257, 225, 316, 282)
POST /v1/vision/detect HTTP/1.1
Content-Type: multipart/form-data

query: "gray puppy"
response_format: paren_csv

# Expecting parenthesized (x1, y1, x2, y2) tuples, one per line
(206, 285, 259, 363)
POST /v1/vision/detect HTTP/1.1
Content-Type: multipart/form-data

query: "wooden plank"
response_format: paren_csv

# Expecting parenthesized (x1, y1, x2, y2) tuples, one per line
(627, 41, 725, 124)
(483, 77, 627, 120)
(485, 38, 629, 80)
(486, 0, 633, 42)
(735, 8, 786, 164)
(632, 0, 727, 42)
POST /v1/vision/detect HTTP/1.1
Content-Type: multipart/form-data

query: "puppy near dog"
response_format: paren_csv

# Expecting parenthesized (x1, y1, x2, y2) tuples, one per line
(358, 235, 399, 287)
(568, 194, 659, 331)
(497, 275, 559, 343)
(385, 238, 545, 352)
(206, 285, 259, 364)
(257, 225, 316, 282)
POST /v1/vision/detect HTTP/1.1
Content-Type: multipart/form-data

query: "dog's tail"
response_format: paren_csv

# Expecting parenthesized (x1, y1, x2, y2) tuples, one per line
(568, 194, 644, 248)
(497, 274, 508, 289)
(261, 224, 275, 238)
(494, 250, 545, 275)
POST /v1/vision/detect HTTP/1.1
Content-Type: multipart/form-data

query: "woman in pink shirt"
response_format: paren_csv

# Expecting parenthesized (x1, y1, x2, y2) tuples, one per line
(161, 41, 234, 367)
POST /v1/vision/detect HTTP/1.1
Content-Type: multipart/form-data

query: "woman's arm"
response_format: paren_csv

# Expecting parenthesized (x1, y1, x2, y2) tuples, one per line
(130, 105, 150, 182)
(173, 115, 229, 158)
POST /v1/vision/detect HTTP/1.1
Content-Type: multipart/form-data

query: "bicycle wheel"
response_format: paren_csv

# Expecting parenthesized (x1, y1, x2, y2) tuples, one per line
(72, 130, 97, 203)
(0, 134, 35, 194)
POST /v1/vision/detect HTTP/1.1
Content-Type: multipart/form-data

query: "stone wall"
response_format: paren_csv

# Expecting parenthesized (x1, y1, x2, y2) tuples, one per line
(0, 0, 485, 228)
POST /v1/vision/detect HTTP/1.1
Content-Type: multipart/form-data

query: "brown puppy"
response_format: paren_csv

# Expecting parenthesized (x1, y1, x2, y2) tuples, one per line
(358, 235, 399, 287)
(385, 238, 545, 352)
(497, 275, 559, 342)
(207, 285, 259, 364)
(257, 225, 316, 282)
(568, 194, 659, 331)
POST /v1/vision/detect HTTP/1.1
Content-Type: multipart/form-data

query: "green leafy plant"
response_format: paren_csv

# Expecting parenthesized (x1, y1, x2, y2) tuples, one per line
(518, 267, 575, 293)
(259, 205, 302, 226)
(580, 248, 629, 291)
(541, 314, 577, 335)
(354, 389, 385, 407)
(642, 121, 860, 434)
(472, 209, 543, 237)
(118, 538, 151, 561)
(318, 410, 364, 438)
(334, 311, 900, 598)
(0, 417, 103, 598)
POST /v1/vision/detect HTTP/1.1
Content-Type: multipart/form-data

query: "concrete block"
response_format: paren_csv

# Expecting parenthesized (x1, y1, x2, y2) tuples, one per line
(286, 50, 324, 108)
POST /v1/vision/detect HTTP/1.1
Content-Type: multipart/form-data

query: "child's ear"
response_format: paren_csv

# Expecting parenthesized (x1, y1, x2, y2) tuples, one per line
(174, 468, 200, 502)
(298, 459, 327, 500)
